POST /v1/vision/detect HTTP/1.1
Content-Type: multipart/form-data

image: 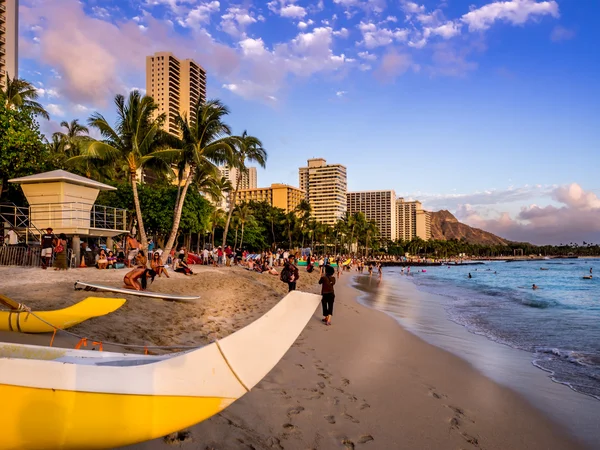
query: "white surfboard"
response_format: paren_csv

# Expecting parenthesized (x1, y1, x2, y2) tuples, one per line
(74, 281, 200, 303)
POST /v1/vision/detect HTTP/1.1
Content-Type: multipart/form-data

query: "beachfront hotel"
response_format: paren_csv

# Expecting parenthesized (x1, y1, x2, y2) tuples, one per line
(234, 183, 305, 214)
(396, 198, 432, 241)
(0, 0, 19, 86)
(347, 190, 397, 241)
(216, 166, 257, 210)
(145, 52, 207, 136)
(299, 158, 347, 225)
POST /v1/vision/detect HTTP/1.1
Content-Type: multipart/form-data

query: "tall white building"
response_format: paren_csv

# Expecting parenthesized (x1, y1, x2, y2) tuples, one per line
(0, 0, 19, 85)
(299, 158, 347, 225)
(347, 190, 397, 241)
(396, 198, 431, 241)
(216, 166, 257, 210)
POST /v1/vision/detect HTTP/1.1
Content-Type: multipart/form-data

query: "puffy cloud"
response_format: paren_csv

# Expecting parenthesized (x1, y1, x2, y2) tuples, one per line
(336, 90, 347, 97)
(461, 0, 559, 32)
(358, 51, 377, 61)
(425, 22, 462, 39)
(180, 1, 220, 27)
(449, 184, 600, 245)
(550, 25, 575, 42)
(297, 19, 314, 29)
(400, 1, 425, 15)
(46, 103, 65, 117)
(280, 4, 307, 18)
(358, 21, 409, 48)
(333, 27, 350, 38)
(220, 6, 257, 37)
(333, 0, 386, 15)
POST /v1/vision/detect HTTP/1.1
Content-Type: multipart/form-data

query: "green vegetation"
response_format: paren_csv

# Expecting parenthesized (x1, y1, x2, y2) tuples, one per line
(1, 75, 598, 257)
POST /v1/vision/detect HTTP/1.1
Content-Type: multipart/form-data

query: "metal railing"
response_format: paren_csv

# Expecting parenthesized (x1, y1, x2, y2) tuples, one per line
(28, 202, 127, 232)
(0, 203, 43, 244)
(0, 245, 74, 268)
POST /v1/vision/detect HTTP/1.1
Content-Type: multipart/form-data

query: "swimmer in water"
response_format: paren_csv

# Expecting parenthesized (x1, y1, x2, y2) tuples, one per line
(532, 284, 538, 290)
(468, 273, 472, 279)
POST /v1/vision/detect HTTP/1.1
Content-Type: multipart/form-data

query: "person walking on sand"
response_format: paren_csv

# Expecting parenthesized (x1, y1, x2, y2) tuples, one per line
(126, 233, 140, 268)
(53, 233, 68, 271)
(319, 265, 336, 326)
(281, 254, 300, 292)
(40, 227, 55, 269)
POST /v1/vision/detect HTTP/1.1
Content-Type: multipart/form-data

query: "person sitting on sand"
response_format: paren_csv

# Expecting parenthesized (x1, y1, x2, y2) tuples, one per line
(124, 267, 157, 291)
(319, 265, 336, 326)
(135, 250, 148, 268)
(175, 258, 193, 276)
(97, 249, 109, 269)
(107, 251, 117, 268)
(151, 251, 170, 278)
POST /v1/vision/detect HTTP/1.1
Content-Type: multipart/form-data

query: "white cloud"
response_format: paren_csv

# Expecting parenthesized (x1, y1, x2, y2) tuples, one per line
(425, 21, 462, 39)
(333, 28, 350, 38)
(180, 1, 220, 28)
(461, 0, 559, 32)
(336, 90, 347, 97)
(46, 103, 65, 117)
(297, 19, 314, 30)
(401, 1, 425, 15)
(220, 6, 257, 37)
(358, 21, 409, 49)
(358, 51, 377, 61)
(73, 104, 91, 113)
(280, 4, 307, 18)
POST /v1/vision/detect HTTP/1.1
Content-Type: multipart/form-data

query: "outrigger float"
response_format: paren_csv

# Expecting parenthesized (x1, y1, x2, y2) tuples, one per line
(0, 290, 321, 449)
(0, 295, 126, 333)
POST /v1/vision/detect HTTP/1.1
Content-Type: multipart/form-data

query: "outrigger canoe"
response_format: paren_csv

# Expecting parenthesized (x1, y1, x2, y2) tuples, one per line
(0, 290, 320, 449)
(0, 296, 126, 333)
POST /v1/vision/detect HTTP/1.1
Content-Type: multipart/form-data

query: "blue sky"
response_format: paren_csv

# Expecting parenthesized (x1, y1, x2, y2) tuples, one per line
(17, 0, 600, 244)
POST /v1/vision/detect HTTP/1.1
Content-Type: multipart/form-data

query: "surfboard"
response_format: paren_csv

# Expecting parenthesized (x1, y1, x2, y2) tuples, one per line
(74, 281, 200, 303)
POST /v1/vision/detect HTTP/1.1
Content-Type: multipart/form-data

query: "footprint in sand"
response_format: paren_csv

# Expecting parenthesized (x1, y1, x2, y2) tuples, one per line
(317, 381, 326, 389)
(282, 423, 297, 432)
(342, 439, 355, 449)
(341, 378, 350, 386)
(360, 402, 371, 410)
(358, 435, 374, 444)
(163, 430, 192, 445)
(295, 363, 305, 369)
(324, 415, 336, 424)
(287, 406, 305, 418)
(342, 413, 360, 424)
(266, 436, 284, 450)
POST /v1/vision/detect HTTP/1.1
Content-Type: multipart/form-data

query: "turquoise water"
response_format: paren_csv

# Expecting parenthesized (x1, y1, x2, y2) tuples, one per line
(404, 258, 600, 400)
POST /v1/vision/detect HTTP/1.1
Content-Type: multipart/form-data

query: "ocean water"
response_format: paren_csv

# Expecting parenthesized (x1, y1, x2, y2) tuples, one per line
(398, 259, 600, 401)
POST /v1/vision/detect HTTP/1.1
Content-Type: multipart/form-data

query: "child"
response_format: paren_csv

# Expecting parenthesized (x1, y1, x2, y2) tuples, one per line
(319, 265, 336, 326)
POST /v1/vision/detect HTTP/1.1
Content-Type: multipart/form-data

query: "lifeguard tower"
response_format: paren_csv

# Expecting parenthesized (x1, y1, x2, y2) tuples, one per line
(1, 170, 128, 266)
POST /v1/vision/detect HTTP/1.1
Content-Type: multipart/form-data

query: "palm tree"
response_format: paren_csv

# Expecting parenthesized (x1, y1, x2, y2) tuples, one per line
(53, 119, 90, 158)
(221, 130, 267, 249)
(71, 91, 164, 249)
(153, 100, 234, 262)
(208, 209, 226, 249)
(234, 203, 254, 250)
(295, 200, 312, 248)
(1, 75, 49, 119)
(282, 211, 297, 250)
(265, 206, 279, 249)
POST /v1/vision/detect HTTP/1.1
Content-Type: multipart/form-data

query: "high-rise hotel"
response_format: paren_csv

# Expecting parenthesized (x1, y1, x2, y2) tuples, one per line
(299, 158, 347, 225)
(145, 52, 207, 135)
(216, 166, 258, 210)
(396, 198, 431, 241)
(347, 190, 397, 241)
(0, 0, 19, 86)
(347, 191, 432, 241)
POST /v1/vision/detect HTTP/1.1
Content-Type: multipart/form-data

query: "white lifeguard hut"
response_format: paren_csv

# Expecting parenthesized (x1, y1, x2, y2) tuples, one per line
(5, 170, 128, 265)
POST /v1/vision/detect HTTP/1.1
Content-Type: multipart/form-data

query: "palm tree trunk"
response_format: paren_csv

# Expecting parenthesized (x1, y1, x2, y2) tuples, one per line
(211, 227, 216, 248)
(130, 170, 148, 250)
(162, 167, 194, 263)
(240, 223, 245, 250)
(271, 221, 276, 249)
(234, 226, 239, 249)
(222, 173, 242, 248)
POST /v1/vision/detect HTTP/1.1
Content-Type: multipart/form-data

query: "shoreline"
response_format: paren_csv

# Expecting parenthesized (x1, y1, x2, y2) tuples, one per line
(0, 267, 586, 449)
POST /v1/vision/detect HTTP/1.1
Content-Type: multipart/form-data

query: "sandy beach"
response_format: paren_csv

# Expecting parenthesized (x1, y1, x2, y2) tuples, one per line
(0, 265, 587, 449)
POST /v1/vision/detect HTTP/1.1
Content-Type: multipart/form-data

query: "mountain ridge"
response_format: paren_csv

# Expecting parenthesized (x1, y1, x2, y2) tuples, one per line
(430, 210, 509, 245)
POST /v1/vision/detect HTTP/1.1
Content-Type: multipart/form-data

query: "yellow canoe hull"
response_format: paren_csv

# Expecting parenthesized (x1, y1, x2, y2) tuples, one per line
(0, 297, 126, 333)
(0, 383, 234, 450)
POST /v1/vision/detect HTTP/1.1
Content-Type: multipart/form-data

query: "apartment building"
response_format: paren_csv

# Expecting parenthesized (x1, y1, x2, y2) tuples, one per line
(0, 0, 19, 86)
(213, 166, 257, 210)
(347, 190, 397, 241)
(299, 158, 347, 225)
(396, 198, 431, 241)
(145, 52, 207, 135)
(235, 183, 305, 213)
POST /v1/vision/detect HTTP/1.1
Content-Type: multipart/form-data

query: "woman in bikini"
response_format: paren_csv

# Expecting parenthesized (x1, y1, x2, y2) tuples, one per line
(123, 267, 157, 291)
(151, 251, 170, 278)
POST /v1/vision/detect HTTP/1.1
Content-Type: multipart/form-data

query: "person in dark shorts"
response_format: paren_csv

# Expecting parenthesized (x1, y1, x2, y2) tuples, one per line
(319, 265, 336, 325)
(40, 227, 55, 269)
(281, 254, 300, 291)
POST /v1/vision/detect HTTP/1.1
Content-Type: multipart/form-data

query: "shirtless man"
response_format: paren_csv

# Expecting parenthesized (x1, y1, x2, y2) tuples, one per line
(123, 267, 156, 291)
(126, 233, 140, 268)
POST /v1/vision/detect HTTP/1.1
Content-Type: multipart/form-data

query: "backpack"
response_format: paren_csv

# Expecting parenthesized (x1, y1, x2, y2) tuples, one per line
(280, 266, 290, 283)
